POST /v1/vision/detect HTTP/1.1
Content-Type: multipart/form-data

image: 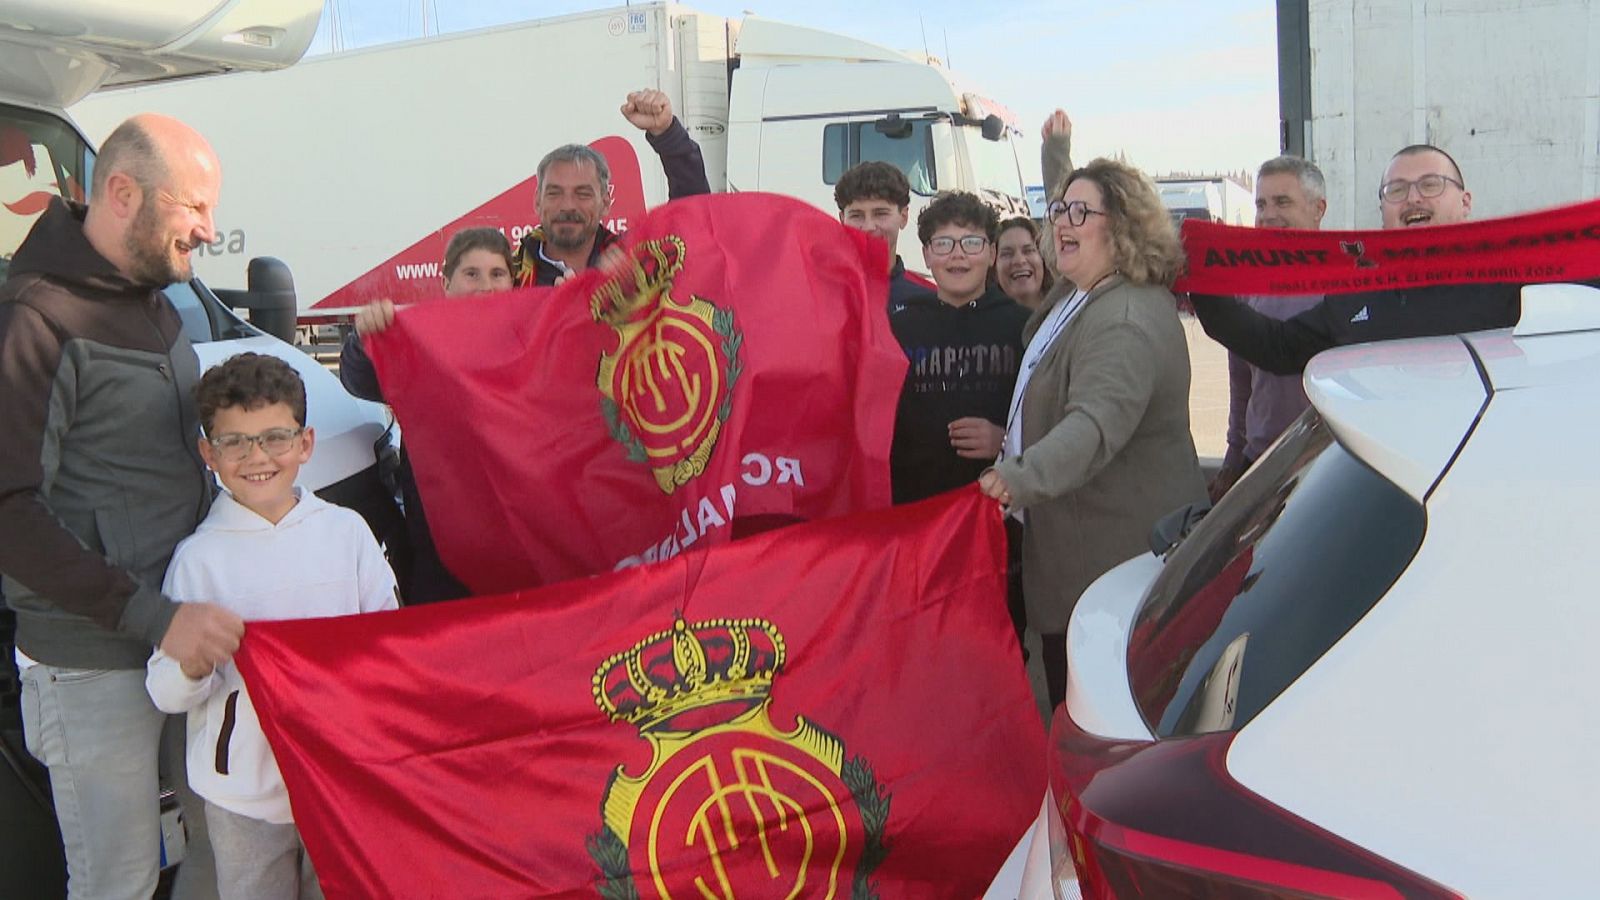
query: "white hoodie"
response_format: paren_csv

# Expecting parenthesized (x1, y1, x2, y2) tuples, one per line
(146, 488, 398, 824)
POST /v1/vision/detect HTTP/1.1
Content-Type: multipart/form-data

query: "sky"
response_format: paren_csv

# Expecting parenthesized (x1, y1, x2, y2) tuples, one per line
(309, 0, 1282, 176)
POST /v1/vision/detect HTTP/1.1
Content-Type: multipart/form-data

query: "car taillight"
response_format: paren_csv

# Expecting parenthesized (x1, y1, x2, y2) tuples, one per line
(1049, 709, 1461, 900)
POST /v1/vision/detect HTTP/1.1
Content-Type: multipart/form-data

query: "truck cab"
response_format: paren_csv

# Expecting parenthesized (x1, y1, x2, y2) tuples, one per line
(726, 17, 1037, 269)
(0, 2, 400, 894)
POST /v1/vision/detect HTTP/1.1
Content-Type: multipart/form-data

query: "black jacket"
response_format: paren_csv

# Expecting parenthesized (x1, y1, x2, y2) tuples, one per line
(0, 199, 212, 667)
(514, 118, 711, 287)
(889, 284, 1030, 504)
(887, 256, 931, 313)
(339, 335, 469, 604)
(1191, 282, 1522, 375)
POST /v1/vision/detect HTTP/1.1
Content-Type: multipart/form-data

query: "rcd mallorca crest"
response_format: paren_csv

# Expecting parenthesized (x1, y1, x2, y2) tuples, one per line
(587, 616, 891, 899)
(590, 237, 744, 494)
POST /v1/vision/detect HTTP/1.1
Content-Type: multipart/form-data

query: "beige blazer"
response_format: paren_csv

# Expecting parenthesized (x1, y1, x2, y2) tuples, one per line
(994, 275, 1205, 633)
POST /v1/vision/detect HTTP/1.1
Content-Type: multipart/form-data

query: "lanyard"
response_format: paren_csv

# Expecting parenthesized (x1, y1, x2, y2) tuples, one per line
(1002, 288, 1089, 459)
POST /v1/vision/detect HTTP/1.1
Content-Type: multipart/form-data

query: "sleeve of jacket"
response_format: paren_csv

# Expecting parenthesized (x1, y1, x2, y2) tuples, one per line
(338, 331, 384, 403)
(1190, 293, 1333, 375)
(0, 301, 176, 642)
(994, 317, 1158, 507)
(1041, 131, 1073, 198)
(1224, 350, 1252, 467)
(355, 521, 401, 613)
(646, 118, 711, 200)
(145, 650, 217, 713)
(145, 550, 218, 713)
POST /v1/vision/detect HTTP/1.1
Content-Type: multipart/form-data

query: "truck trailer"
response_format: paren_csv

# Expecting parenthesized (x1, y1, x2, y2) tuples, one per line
(70, 2, 1041, 318)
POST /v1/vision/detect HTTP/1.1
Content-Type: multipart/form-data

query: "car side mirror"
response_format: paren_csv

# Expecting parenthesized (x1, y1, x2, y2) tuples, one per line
(873, 113, 914, 139)
(214, 256, 297, 345)
(980, 113, 1005, 142)
(1149, 500, 1212, 556)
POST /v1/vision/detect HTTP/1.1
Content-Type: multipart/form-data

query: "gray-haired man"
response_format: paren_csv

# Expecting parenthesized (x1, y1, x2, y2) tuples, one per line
(513, 88, 710, 286)
(1209, 155, 1327, 500)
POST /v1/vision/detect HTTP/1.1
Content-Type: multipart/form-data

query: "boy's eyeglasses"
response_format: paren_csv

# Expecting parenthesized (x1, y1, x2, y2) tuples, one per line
(927, 235, 990, 256)
(207, 427, 304, 461)
(1378, 173, 1463, 204)
(1047, 199, 1107, 227)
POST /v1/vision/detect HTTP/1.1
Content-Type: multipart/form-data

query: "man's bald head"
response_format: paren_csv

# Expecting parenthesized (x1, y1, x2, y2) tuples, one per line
(92, 120, 165, 199)
(92, 114, 219, 199)
(84, 114, 222, 286)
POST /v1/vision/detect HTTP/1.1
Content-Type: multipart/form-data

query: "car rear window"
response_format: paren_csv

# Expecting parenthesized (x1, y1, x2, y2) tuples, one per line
(1128, 411, 1425, 738)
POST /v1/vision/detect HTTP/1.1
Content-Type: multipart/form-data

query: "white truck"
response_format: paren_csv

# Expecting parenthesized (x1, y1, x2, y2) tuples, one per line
(68, 1, 1040, 318)
(1282, 0, 1600, 228)
(1156, 176, 1255, 227)
(1, 3, 399, 893)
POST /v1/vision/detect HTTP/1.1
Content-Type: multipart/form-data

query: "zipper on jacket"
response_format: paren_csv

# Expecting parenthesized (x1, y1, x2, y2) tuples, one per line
(142, 296, 211, 519)
(215, 689, 240, 775)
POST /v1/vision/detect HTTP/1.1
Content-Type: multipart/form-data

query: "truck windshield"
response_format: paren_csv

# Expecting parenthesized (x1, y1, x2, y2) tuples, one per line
(822, 120, 937, 196)
(964, 130, 1025, 203)
(0, 105, 92, 283)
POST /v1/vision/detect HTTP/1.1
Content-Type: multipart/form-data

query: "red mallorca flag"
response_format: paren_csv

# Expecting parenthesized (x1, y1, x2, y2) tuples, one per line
(366, 193, 906, 594)
(234, 488, 1046, 899)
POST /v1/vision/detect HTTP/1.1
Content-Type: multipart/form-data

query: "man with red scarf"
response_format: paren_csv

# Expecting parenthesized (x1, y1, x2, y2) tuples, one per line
(1191, 144, 1557, 374)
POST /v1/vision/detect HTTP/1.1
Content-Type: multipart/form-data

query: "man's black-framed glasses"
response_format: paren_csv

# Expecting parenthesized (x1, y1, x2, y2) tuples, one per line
(1047, 199, 1106, 227)
(927, 234, 990, 256)
(1378, 173, 1464, 204)
(208, 427, 304, 461)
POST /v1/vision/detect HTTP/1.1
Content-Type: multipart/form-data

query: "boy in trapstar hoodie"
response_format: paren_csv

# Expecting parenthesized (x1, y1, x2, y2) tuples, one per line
(889, 191, 1031, 504)
(147, 352, 398, 900)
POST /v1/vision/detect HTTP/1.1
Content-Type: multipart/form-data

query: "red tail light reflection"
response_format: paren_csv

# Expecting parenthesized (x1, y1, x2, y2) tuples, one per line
(1049, 709, 1461, 899)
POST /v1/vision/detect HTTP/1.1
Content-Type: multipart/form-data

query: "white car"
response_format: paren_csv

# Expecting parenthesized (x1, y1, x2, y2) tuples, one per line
(996, 283, 1600, 899)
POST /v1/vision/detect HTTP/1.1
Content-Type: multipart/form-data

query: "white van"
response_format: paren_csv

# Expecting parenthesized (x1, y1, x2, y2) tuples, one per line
(0, 2, 398, 894)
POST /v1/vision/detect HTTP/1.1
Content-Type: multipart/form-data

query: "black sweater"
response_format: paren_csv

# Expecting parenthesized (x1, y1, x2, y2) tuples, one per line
(1191, 283, 1522, 375)
(889, 284, 1030, 504)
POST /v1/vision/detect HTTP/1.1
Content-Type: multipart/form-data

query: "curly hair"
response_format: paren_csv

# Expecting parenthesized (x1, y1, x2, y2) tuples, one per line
(443, 227, 514, 279)
(1058, 158, 1185, 287)
(996, 216, 1056, 297)
(196, 352, 307, 435)
(916, 191, 999, 246)
(833, 161, 910, 211)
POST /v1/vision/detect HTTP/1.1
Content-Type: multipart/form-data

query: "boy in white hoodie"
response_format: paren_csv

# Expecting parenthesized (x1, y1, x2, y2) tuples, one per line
(147, 352, 398, 900)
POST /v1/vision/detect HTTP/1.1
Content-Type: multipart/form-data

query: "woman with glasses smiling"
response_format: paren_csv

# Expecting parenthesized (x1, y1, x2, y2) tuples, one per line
(978, 158, 1206, 708)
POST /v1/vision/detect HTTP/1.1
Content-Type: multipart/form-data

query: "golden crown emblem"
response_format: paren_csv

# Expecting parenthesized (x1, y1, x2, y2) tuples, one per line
(588, 235, 687, 328)
(591, 615, 785, 734)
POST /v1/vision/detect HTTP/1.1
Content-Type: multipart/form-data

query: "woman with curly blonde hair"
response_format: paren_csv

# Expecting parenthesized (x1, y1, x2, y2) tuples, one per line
(978, 157, 1205, 708)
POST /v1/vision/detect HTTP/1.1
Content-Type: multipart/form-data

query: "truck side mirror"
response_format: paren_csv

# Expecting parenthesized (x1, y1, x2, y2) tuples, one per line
(980, 114, 1005, 142)
(214, 257, 297, 345)
(873, 113, 914, 139)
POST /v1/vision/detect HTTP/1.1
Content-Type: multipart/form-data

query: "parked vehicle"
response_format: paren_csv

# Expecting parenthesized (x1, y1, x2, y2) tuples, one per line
(1156, 177, 1254, 227)
(68, 1, 1040, 318)
(1, 2, 400, 894)
(1000, 282, 1600, 898)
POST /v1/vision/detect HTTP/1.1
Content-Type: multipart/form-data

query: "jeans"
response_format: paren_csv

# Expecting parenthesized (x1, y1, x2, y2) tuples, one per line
(20, 664, 165, 900)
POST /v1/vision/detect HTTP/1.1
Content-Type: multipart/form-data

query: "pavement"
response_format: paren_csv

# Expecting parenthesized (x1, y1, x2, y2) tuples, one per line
(1184, 312, 1232, 462)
